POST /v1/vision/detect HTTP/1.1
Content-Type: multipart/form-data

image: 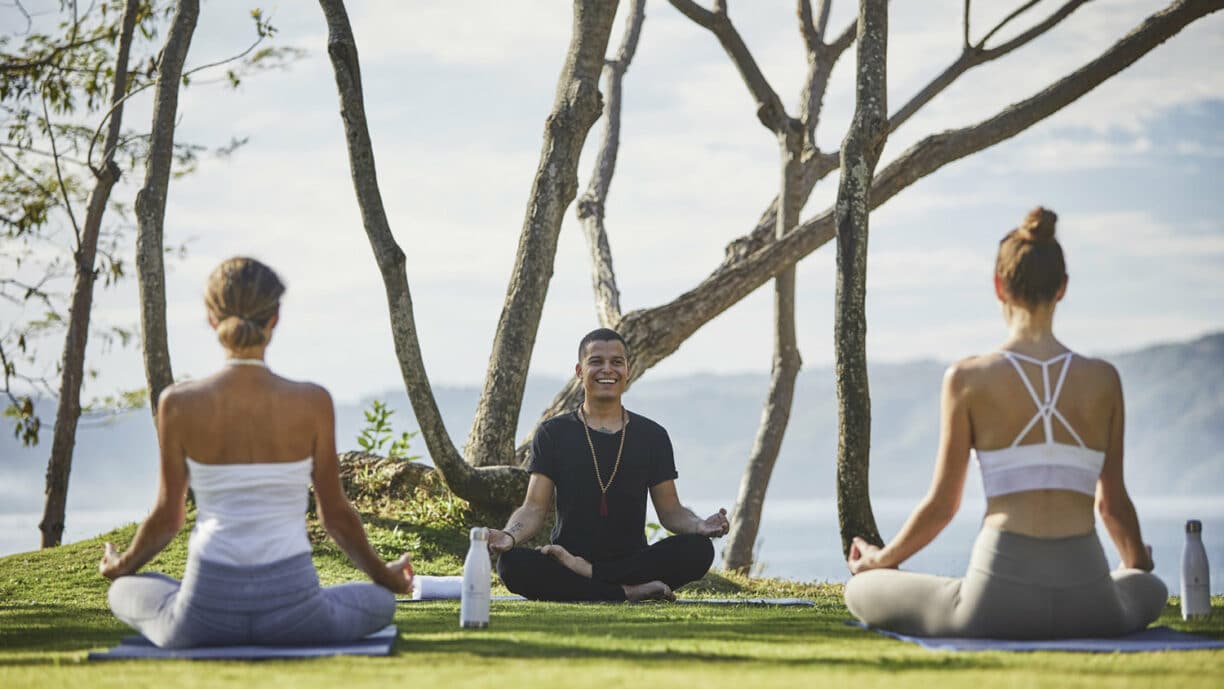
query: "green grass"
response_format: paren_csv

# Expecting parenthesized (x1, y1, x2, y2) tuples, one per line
(2, 504, 1222, 688)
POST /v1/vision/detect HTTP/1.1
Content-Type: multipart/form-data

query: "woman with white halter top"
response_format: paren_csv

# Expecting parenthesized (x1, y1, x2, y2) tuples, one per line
(843, 208, 1167, 639)
(99, 257, 413, 648)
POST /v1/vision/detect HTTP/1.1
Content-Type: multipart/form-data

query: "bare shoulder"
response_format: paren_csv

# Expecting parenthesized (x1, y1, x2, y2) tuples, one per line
(156, 378, 207, 416)
(1070, 354, 1123, 394)
(944, 353, 998, 390)
(288, 380, 334, 416)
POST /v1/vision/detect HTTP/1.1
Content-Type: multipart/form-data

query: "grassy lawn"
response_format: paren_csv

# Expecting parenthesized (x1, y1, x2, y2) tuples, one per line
(3, 474, 1222, 689)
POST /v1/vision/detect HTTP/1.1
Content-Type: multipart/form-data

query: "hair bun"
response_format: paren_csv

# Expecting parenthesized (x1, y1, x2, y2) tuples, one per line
(1018, 207, 1057, 242)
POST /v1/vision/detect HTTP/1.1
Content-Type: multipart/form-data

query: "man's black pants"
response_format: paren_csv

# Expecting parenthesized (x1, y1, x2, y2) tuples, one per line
(496, 534, 715, 601)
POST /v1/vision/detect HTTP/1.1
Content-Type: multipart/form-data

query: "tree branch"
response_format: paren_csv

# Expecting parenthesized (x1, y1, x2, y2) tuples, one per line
(40, 96, 81, 248)
(576, 0, 646, 328)
(668, 0, 796, 134)
(978, 0, 1043, 48)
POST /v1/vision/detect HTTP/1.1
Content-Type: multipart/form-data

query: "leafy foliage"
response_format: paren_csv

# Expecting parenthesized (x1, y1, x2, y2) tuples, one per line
(0, 1, 300, 445)
(356, 400, 421, 461)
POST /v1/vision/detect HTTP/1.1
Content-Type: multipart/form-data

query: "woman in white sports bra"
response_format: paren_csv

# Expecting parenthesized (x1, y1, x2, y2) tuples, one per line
(98, 257, 413, 648)
(843, 208, 1167, 638)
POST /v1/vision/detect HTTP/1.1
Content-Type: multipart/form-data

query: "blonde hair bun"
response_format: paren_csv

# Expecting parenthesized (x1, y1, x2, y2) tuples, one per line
(1018, 206, 1057, 243)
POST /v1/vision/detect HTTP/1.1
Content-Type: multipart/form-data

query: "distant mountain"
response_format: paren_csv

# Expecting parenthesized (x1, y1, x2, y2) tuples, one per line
(2, 333, 1221, 519)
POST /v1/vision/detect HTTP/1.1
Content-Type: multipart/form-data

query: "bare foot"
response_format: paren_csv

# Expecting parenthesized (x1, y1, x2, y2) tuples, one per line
(622, 580, 675, 603)
(539, 544, 593, 578)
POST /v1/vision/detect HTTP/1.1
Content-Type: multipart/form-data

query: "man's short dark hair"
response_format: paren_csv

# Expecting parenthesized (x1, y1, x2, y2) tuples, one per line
(578, 328, 629, 361)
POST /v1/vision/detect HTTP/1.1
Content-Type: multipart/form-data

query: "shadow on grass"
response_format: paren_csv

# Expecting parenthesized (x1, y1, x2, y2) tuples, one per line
(395, 613, 1003, 671)
(0, 603, 127, 662)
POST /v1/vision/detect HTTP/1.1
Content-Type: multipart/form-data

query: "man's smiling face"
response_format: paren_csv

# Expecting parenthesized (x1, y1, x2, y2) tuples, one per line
(576, 338, 629, 404)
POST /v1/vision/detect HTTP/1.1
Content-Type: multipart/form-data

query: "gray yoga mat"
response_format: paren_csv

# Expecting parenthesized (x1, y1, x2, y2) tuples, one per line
(87, 625, 397, 661)
(847, 622, 1224, 653)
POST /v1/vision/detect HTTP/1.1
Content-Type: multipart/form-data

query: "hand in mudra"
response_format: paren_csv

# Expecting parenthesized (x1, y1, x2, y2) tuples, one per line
(846, 536, 888, 575)
(487, 529, 516, 554)
(697, 508, 730, 538)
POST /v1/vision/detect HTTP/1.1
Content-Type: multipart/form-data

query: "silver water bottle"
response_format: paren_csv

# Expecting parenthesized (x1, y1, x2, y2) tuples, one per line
(1181, 520, 1211, 619)
(460, 527, 491, 628)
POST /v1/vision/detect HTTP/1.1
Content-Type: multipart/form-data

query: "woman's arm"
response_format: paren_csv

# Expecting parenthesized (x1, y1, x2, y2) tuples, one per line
(1095, 364, 1153, 571)
(848, 363, 973, 573)
(99, 388, 190, 579)
(310, 386, 414, 593)
(488, 473, 554, 553)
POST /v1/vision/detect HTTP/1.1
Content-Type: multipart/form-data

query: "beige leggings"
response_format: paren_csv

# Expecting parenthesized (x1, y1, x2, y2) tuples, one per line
(844, 527, 1168, 639)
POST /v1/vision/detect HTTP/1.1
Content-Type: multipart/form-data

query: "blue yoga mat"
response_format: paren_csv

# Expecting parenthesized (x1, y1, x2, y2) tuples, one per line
(87, 625, 397, 661)
(847, 621, 1224, 653)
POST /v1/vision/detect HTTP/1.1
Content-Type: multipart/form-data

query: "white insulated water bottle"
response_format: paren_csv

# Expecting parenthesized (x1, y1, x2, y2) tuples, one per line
(1181, 519, 1211, 620)
(460, 527, 491, 628)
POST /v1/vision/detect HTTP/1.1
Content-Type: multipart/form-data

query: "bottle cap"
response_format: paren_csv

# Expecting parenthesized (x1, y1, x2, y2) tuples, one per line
(470, 526, 488, 541)
(1186, 520, 1202, 534)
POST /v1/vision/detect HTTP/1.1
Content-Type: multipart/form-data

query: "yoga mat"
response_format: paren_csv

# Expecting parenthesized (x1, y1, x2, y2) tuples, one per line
(87, 625, 397, 661)
(412, 575, 464, 600)
(847, 622, 1224, 653)
(398, 595, 812, 605)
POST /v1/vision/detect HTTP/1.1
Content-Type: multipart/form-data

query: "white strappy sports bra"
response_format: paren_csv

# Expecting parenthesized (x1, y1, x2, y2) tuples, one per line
(972, 351, 1105, 498)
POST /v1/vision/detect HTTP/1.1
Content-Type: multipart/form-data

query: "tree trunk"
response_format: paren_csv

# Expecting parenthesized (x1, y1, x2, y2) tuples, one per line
(723, 129, 803, 573)
(464, 0, 619, 468)
(315, 0, 529, 511)
(39, 0, 140, 548)
(834, 0, 889, 555)
(135, 0, 197, 414)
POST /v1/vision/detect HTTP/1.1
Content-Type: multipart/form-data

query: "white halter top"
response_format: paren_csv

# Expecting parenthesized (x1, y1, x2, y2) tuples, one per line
(972, 351, 1105, 498)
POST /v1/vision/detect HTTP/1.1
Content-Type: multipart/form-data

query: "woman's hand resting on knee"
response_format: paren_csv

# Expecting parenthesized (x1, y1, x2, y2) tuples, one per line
(382, 553, 415, 595)
(847, 537, 891, 575)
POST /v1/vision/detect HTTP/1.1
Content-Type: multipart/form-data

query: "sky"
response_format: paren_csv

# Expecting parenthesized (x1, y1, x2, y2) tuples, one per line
(3, 0, 1223, 407)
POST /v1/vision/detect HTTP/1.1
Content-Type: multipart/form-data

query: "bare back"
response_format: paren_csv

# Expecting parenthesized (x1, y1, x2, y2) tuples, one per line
(163, 366, 328, 466)
(960, 349, 1120, 537)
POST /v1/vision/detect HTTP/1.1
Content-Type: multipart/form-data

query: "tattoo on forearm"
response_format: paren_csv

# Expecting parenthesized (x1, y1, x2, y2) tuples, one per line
(507, 521, 523, 536)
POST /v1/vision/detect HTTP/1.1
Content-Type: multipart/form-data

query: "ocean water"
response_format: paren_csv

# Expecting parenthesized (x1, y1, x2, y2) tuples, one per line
(3, 496, 1222, 594)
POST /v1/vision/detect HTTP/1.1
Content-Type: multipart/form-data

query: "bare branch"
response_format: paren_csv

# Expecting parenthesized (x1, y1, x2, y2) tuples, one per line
(40, 96, 81, 248)
(963, 0, 971, 50)
(668, 0, 716, 27)
(576, 0, 647, 328)
(981, 0, 1089, 57)
(978, 0, 1044, 48)
(798, 0, 821, 51)
(668, 0, 796, 134)
(887, 0, 1089, 146)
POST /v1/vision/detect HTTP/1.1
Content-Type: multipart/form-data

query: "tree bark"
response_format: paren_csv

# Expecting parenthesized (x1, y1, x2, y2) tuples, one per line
(464, 1, 620, 468)
(724, 128, 804, 573)
(576, 0, 646, 329)
(316, 0, 528, 511)
(40, 0, 140, 548)
(834, 0, 889, 555)
(525, 0, 1221, 450)
(134, 0, 198, 413)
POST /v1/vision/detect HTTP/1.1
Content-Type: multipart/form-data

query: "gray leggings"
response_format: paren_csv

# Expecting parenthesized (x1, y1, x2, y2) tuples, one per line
(845, 527, 1168, 639)
(107, 552, 396, 648)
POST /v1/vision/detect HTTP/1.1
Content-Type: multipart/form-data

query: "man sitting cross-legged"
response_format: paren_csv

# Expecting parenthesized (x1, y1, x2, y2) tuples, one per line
(487, 328, 729, 602)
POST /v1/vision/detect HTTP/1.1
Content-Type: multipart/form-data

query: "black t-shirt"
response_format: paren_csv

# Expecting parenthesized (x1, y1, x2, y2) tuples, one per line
(528, 410, 678, 562)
